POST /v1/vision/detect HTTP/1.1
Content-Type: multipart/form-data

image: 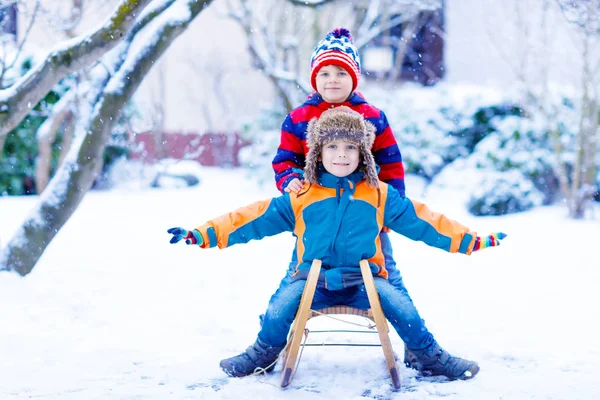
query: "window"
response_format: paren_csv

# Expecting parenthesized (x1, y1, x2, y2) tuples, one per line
(362, 5, 445, 86)
(0, 4, 17, 37)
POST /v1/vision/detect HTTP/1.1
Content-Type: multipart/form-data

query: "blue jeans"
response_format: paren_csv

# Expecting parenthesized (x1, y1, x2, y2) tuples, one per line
(259, 231, 434, 349)
(258, 277, 434, 350)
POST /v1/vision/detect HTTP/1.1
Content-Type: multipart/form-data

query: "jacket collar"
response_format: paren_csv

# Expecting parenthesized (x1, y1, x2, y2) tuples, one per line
(304, 92, 368, 110)
(317, 165, 364, 194)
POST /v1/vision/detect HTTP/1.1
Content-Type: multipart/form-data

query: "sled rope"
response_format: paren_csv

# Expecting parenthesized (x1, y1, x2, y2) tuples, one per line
(288, 328, 310, 383)
(252, 328, 309, 383)
(250, 331, 300, 378)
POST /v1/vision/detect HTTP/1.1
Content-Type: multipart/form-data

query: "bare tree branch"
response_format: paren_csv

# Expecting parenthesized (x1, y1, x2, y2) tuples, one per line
(0, 0, 154, 139)
(0, 0, 40, 88)
(62, 0, 84, 38)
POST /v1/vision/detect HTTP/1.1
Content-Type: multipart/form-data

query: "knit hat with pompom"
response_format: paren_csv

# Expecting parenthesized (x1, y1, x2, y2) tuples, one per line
(310, 28, 361, 92)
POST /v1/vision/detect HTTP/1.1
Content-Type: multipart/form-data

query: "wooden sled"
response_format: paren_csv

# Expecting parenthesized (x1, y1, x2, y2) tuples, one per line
(280, 259, 401, 389)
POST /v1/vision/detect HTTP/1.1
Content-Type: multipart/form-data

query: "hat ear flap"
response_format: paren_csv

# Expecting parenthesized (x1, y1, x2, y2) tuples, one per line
(363, 120, 376, 149)
(361, 151, 379, 188)
(305, 117, 321, 185)
(361, 121, 378, 188)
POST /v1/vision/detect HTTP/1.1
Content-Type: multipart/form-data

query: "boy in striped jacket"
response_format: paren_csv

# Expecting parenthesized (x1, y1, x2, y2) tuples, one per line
(269, 28, 479, 377)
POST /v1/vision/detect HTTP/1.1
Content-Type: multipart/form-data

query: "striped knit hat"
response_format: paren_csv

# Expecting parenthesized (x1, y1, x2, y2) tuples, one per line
(305, 107, 378, 188)
(310, 28, 361, 93)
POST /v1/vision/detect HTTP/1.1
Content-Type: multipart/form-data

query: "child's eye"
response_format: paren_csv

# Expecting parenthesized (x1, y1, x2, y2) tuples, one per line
(327, 144, 336, 149)
(347, 145, 357, 150)
(339, 72, 347, 76)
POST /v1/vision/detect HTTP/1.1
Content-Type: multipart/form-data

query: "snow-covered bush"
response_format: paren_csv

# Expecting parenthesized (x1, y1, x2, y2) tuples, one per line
(467, 170, 544, 216)
(365, 84, 522, 180)
(470, 115, 559, 204)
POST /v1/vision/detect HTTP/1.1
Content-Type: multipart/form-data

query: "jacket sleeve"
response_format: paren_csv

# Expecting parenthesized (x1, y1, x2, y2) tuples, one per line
(383, 186, 477, 254)
(272, 113, 305, 193)
(370, 110, 406, 197)
(194, 194, 295, 249)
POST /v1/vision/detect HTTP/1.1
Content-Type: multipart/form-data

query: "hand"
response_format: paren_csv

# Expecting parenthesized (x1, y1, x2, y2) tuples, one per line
(472, 232, 507, 252)
(284, 178, 304, 193)
(167, 227, 203, 245)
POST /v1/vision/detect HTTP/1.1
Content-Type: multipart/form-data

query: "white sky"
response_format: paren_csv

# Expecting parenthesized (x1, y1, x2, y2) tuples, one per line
(1, 167, 599, 399)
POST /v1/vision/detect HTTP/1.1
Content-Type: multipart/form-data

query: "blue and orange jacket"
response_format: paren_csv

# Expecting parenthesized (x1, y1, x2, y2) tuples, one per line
(272, 92, 406, 196)
(194, 169, 477, 291)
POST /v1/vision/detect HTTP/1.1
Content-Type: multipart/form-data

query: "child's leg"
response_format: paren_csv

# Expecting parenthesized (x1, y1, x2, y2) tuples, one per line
(220, 279, 306, 378)
(258, 279, 306, 347)
(373, 278, 479, 380)
(258, 283, 353, 346)
(259, 246, 297, 326)
(368, 277, 434, 350)
(380, 231, 432, 349)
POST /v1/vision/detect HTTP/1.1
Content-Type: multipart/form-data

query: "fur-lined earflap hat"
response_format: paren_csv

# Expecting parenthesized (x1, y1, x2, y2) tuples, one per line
(305, 106, 379, 188)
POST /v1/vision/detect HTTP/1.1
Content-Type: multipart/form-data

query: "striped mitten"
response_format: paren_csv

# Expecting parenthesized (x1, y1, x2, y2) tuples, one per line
(473, 232, 507, 252)
(167, 227, 203, 245)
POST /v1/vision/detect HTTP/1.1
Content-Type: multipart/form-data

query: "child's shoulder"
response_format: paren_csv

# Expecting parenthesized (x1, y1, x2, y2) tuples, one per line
(349, 93, 385, 118)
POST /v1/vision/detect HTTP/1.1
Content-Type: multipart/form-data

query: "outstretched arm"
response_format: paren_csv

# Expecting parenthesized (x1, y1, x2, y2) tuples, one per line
(168, 195, 295, 249)
(383, 186, 505, 254)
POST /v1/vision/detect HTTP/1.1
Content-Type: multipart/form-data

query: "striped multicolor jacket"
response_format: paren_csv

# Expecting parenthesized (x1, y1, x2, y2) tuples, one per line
(272, 92, 406, 196)
(194, 170, 477, 291)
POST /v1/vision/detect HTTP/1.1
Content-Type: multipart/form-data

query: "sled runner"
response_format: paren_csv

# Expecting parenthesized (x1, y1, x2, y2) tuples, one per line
(280, 259, 401, 389)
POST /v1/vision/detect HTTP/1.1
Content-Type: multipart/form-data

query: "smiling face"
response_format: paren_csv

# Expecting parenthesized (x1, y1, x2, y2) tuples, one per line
(320, 139, 360, 178)
(315, 65, 354, 104)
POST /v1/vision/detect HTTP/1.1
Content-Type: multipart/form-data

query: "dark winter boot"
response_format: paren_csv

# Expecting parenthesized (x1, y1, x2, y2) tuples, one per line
(219, 338, 285, 378)
(404, 342, 480, 380)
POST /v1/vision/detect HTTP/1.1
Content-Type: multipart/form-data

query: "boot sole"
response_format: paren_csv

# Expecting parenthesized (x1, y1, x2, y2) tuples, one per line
(219, 359, 276, 378)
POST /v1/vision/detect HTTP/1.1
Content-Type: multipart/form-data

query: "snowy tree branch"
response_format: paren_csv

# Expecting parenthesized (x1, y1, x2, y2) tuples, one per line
(0, 0, 154, 140)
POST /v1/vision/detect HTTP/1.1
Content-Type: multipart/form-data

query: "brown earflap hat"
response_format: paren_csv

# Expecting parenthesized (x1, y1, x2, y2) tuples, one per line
(305, 106, 378, 188)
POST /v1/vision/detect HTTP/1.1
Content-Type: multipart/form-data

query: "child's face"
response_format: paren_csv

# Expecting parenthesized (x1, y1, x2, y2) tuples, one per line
(315, 65, 353, 103)
(320, 139, 360, 178)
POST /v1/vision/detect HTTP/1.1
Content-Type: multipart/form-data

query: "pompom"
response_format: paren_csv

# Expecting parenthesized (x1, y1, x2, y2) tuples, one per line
(330, 27, 353, 43)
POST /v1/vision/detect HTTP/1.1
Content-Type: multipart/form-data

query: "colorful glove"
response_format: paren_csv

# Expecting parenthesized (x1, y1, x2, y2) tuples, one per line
(167, 227, 203, 245)
(472, 232, 507, 252)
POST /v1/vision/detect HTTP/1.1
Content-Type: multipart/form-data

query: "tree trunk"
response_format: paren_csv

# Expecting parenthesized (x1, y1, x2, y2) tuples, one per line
(0, 0, 213, 276)
(568, 33, 598, 218)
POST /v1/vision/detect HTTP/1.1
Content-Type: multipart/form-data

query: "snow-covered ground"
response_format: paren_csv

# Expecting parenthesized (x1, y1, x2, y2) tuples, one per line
(1, 168, 599, 399)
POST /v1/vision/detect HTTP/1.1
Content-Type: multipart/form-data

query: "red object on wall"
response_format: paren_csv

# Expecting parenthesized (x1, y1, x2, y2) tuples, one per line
(131, 132, 251, 167)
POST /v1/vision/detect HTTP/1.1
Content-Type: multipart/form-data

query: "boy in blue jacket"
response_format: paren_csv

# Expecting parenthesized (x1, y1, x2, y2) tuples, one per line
(168, 107, 506, 380)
